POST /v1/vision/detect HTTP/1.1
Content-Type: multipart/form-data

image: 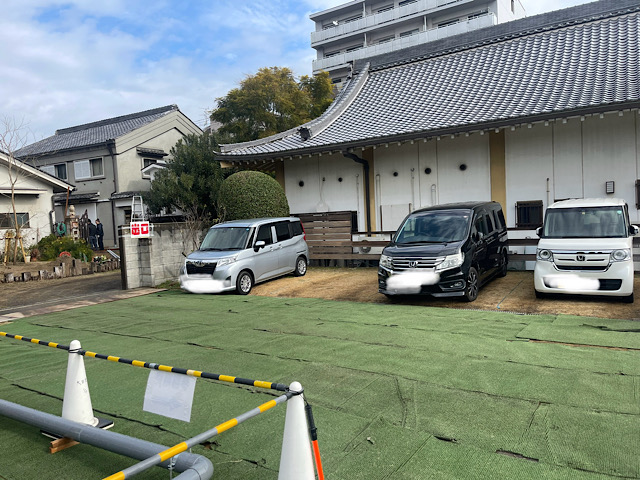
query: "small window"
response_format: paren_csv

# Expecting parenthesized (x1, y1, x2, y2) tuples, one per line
(399, 0, 418, 6)
(377, 5, 394, 13)
(493, 208, 506, 230)
(0, 213, 29, 228)
(346, 44, 363, 53)
(516, 201, 544, 229)
(256, 224, 274, 246)
(55, 164, 68, 180)
(40, 165, 55, 176)
(142, 159, 157, 178)
(377, 35, 395, 44)
(275, 222, 292, 242)
(331, 77, 342, 84)
(325, 50, 341, 58)
(344, 15, 362, 23)
(468, 9, 489, 20)
(74, 158, 103, 180)
(438, 18, 460, 28)
(474, 215, 490, 236)
(399, 28, 419, 38)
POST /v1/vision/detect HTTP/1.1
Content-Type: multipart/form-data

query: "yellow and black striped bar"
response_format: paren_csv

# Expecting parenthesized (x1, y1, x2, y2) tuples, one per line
(0, 332, 69, 351)
(103, 392, 293, 480)
(0, 332, 288, 392)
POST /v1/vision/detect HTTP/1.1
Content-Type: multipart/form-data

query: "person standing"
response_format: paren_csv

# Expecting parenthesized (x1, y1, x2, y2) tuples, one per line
(96, 218, 104, 250)
(88, 219, 98, 250)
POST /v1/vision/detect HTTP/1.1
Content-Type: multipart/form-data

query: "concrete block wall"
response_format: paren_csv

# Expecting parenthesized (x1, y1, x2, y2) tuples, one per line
(120, 223, 202, 289)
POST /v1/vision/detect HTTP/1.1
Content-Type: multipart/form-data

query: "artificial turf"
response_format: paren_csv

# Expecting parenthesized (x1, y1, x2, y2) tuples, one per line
(0, 291, 638, 479)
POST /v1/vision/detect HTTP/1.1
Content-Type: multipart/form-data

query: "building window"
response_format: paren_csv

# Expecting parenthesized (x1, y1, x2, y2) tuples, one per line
(0, 213, 30, 228)
(41, 163, 67, 180)
(142, 158, 157, 178)
(468, 9, 489, 20)
(331, 77, 342, 84)
(438, 18, 460, 28)
(344, 15, 362, 23)
(377, 5, 394, 13)
(74, 158, 103, 180)
(399, 28, 420, 38)
(346, 44, 363, 52)
(377, 35, 395, 44)
(516, 201, 544, 229)
(325, 50, 341, 58)
(399, 0, 418, 6)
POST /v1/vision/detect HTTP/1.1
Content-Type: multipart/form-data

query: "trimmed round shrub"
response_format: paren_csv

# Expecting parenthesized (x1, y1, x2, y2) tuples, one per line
(218, 171, 290, 220)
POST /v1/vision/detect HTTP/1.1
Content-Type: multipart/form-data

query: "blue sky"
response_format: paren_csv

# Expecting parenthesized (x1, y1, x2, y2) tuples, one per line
(1, 0, 593, 144)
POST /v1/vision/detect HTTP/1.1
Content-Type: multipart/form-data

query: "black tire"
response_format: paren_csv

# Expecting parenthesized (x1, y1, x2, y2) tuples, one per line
(236, 271, 253, 295)
(463, 267, 479, 302)
(622, 293, 634, 304)
(294, 256, 307, 277)
(535, 289, 546, 299)
(498, 251, 508, 277)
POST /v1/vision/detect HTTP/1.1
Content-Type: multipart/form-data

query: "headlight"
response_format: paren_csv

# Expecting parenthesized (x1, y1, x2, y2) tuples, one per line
(610, 249, 631, 262)
(379, 254, 393, 269)
(435, 252, 464, 272)
(217, 256, 237, 267)
(536, 249, 553, 261)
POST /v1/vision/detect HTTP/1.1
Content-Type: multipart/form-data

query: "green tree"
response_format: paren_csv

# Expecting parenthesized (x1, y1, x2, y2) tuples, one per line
(145, 132, 222, 249)
(210, 67, 333, 142)
(218, 171, 289, 221)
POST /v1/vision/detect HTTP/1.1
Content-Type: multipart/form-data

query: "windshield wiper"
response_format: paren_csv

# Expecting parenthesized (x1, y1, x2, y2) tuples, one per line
(200, 247, 223, 251)
(400, 240, 443, 244)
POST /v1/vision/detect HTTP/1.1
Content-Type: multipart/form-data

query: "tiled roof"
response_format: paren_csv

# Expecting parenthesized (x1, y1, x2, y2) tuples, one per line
(16, 105, 179, 158)
(219, 0, 640, 160)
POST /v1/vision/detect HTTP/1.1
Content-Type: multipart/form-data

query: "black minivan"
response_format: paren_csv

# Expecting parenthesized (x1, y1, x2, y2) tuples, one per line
(378, 201, 509, 302)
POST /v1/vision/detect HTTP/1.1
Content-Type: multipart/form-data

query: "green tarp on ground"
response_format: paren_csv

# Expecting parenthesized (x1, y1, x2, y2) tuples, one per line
(1, 292, 639, 479)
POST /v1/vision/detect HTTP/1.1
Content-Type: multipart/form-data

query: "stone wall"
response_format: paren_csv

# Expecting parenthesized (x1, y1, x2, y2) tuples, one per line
(120, 223, 199, 289)
(1, 257, 120, 283)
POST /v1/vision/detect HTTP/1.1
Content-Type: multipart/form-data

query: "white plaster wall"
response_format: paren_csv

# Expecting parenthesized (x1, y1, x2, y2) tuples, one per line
(505, 125, 554, 228)
(552, 120, 583, 201)
(435, 135, 491, 205)
(418, 139, 438, 207)
(582, 113, 637, 219)
(285, 154, 365, 229)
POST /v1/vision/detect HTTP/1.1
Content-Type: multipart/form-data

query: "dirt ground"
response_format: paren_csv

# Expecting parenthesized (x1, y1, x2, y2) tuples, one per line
(252, 267, 640, 320)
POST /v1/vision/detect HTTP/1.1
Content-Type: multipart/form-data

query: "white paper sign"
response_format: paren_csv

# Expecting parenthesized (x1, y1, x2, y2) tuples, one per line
(143, 370, 196, 422)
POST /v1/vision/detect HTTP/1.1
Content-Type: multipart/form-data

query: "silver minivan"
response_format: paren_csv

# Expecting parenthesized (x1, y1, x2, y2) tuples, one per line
(179, 217, 309, 295)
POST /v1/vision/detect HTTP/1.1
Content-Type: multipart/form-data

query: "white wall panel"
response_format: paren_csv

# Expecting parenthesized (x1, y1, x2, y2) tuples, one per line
(505, 125, 553, 228)
(552, 121, 583, 201)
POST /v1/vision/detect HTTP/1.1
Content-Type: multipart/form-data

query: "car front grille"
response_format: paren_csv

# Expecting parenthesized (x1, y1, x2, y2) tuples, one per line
(392, 256, 444, 271)
(186, 262, 216, 275)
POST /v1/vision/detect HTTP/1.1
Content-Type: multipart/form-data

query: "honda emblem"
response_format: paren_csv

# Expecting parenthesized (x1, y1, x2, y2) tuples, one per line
(576, 255, 585, 262)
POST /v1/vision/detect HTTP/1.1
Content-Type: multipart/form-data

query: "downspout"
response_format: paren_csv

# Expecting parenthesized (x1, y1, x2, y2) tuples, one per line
(343, 151, 371, 234)
(0, 398, 213, 480)
(106, 139, 118, 249)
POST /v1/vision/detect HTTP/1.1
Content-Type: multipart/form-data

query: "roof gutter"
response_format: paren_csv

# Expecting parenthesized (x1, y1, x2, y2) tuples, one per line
(343, 150, 371, 234)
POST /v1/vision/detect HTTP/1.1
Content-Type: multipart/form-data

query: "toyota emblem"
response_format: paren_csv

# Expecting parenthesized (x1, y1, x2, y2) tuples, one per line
(193, 261, 205, 267)
(576, 255, 585, 262)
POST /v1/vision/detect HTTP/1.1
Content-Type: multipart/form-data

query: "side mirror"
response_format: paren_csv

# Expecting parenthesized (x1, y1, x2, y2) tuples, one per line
(536, 227, 543, 237)
(254, 240, 265, 251)
(630, 225, 639, 236)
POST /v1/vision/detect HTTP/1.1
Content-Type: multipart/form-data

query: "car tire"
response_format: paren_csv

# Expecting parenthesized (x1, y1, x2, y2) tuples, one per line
(498, 251, 508, 277)
(534, 289, 546, 299)
(236, 271, 253, 295)
(622, 292, 634, 304)
(463, 267, 479, 302)
(294, 256, 307, 277)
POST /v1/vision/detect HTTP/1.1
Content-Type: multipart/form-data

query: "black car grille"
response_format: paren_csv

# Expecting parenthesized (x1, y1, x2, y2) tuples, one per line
(186, 262, 216, 275)
(392, 257, 444, 271)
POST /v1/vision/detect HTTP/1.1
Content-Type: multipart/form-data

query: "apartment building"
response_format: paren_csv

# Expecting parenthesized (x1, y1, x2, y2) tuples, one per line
(311, 0, 525, 86)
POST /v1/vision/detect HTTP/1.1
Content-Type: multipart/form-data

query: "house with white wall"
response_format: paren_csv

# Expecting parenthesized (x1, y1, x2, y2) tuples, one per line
(0, 152, 74, 251)
(218, 0, 640, 268)
(16, 105, 202, 249)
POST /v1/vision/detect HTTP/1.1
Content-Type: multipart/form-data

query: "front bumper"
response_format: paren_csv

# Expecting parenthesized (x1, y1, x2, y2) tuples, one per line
(179, 263, 239, 294)
(378, 266, 466, 297)
(533, 260, 634, 297)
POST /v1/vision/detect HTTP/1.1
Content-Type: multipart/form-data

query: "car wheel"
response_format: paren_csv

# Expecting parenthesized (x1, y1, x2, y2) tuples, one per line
(463, 267, 479, 302)
(294, 256, 307, 277)
(622, 292, 634, 304)
(498, 251, 508, 277)
(535, 289, 546, 299)
(236, 271, 253, 295)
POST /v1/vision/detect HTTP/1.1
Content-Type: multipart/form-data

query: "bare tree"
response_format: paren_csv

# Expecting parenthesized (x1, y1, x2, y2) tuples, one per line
(0, 116, 32, 264)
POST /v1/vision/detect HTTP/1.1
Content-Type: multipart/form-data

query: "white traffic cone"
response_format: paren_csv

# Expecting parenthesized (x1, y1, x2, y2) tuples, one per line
(61, 340, 99, 426)
(278, 381, 315, 480)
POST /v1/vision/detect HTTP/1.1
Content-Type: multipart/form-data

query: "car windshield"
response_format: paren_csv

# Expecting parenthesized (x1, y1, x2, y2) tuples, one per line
(395, 210, 471, 244)
(200, 226, 252, 251)
(543, 206, 628, 238)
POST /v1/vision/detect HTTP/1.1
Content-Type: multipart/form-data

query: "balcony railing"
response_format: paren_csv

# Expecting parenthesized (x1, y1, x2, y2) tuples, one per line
(311, 0, 474, 45)
(312, 13, 496, 73)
